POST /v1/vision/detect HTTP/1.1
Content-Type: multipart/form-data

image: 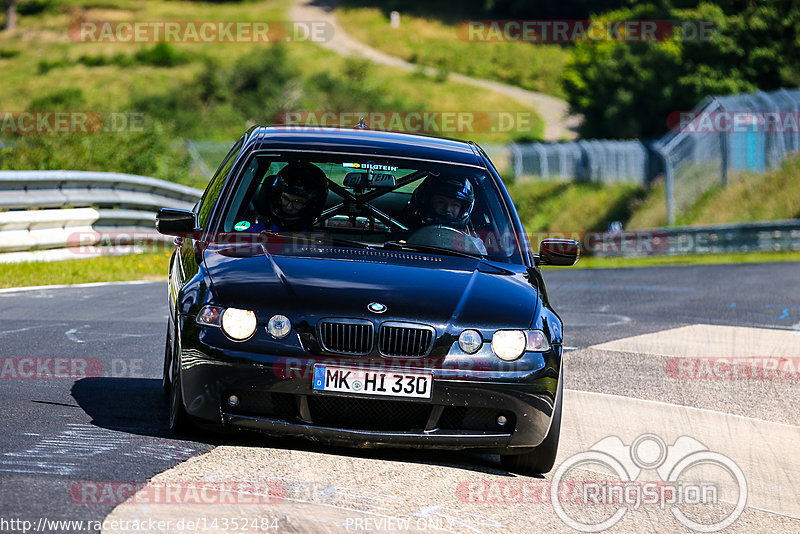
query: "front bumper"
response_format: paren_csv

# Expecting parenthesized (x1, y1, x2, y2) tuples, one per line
(178, 330, 561, 452)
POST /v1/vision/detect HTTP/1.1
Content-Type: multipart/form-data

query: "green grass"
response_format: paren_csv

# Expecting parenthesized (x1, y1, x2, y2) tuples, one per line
(508, 179, 645, 234)
(337, 3, 569, 99)
(627, 154, 800, 229)
(0, 0, 544, 186)
(557, 250, 800, 269)
(0, 252, 169, 289)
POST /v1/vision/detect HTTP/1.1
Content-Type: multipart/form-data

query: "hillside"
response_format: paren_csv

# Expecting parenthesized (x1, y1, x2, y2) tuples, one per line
(0, 0, 543, 188)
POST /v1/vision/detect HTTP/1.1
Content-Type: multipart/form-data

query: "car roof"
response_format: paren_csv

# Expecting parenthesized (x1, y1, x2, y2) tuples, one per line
(248, 126, 485, 167)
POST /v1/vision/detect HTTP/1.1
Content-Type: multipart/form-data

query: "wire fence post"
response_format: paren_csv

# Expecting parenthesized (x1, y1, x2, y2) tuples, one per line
(720, 129, 728, 188)
(509, 143, 523, 181)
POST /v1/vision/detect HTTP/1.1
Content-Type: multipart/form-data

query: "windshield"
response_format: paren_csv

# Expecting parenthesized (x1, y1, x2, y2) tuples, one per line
(216, 151, 524, 265)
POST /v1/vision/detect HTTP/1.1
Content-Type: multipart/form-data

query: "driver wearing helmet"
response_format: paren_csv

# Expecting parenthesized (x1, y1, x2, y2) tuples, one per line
(252, 161, 328, 232)
(410, 175, 475, 229)
(405, 175, 487, 255)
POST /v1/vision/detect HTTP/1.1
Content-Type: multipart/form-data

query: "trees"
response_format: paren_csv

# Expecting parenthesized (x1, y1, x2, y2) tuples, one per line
(563, 1, 800, 139)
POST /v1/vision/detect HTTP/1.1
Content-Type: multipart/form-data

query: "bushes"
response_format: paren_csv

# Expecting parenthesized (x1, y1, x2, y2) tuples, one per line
(130, 45, 422, 138)
(38, 43, 189, 74)
(134, 42, 191, 67)
(0, 89, 197, 186)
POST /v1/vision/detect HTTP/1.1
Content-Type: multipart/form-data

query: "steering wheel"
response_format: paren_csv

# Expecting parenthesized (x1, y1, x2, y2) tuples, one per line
(406, 225, 488, 256)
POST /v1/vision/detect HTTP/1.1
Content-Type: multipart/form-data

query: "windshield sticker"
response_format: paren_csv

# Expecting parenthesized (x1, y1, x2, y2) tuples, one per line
(234, 221, 251, 231)
(343, 162, 399, 172)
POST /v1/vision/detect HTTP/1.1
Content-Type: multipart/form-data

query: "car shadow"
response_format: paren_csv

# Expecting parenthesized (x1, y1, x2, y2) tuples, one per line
(70, 377, 221, 445)
(71, 377, 528, 478)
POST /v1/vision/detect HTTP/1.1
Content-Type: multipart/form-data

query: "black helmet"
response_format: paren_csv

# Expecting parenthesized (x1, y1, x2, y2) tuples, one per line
(410, 175, 475, 228)
(266, 162, 328, 231)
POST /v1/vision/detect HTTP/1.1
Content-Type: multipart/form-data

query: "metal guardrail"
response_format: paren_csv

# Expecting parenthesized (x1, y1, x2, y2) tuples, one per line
(591, 219, 800, 257)
(0, 171, 202, 262)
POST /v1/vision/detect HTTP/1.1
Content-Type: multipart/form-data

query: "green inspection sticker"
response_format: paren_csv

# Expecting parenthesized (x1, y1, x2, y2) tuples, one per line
(234, 221, 251, 231)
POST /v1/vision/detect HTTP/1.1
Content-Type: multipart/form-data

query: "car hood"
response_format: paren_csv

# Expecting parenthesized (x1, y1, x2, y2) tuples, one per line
(203, 244, 538, 329)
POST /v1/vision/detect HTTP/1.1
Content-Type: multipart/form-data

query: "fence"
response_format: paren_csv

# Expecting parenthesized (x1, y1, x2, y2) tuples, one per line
(509, 140, 650, 185)
(507, 87, 800, 224)
(0, 171, 202, 263)
(658, 87, 800, 224)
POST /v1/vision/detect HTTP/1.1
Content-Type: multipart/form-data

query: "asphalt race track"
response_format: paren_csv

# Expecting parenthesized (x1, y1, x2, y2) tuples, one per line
(0, 262, 798, 533)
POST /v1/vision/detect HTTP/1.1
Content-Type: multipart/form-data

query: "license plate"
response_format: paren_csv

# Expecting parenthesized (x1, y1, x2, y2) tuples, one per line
(312, 365, 432, 399)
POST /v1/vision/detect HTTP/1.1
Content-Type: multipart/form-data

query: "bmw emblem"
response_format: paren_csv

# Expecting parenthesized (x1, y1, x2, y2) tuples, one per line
(368, 302, 387, 314)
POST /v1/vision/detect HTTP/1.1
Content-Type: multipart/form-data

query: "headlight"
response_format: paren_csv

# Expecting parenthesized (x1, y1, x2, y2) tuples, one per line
(526, 330, 550, 352)
(221, 308, 257, 341)
(267, 314, 291, 339)
(458, 329, 482, 354)
(491, 330, 526, 361)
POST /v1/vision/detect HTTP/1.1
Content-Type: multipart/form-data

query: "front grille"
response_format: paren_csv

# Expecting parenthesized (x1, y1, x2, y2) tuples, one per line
(379, 323, 435, 357)
(308, 396, 431, 431)
(318, 319, 374, 355)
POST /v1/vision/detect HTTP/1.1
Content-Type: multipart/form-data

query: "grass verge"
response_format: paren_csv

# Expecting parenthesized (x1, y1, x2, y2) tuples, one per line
(559, 250, 800, 270)
(3, 248, 799, 290)
(0, 252, 169, 289)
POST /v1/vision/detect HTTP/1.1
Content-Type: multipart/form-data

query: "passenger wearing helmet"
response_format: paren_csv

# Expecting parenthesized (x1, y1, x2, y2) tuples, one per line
(253, 162, 328, 232)
(410, 175, 475, 229)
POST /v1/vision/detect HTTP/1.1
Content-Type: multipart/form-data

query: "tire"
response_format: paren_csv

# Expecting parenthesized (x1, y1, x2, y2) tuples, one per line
(167, 317, 192, 434)
(500, 377, 563, 475)
(161, 322, 171, 394)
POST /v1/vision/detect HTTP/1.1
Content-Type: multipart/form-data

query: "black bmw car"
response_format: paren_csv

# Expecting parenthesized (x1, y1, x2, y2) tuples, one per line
(156, 125, 579, 474)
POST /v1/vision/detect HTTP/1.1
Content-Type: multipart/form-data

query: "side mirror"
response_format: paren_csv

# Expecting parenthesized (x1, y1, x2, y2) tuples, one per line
(156, 208, 196, 237)
(538, 238, 580, 266)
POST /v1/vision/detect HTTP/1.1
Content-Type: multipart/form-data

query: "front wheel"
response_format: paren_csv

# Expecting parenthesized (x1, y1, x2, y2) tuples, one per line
(167, 319, 192, 434)
(500, 377, 563, 474)
(161, 323, 171, 394)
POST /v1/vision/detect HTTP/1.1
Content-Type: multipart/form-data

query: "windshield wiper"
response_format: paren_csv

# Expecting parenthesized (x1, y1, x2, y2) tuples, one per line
(382, 241, 485, 259)
(325, 237, 374, 249)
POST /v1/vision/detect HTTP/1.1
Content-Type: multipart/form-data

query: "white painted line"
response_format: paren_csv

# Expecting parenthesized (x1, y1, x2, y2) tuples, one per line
(65, 325, 90, 344)
(592, 323, 800, 358)
(0, 280, 161, 295)
(0, 323, 68, 338)
(565, 388, 800, 431)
